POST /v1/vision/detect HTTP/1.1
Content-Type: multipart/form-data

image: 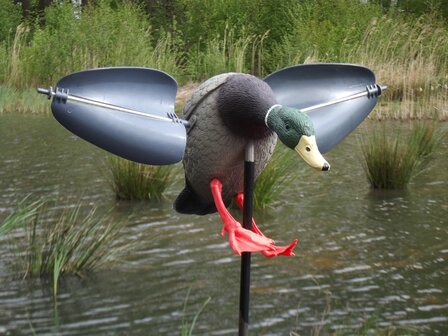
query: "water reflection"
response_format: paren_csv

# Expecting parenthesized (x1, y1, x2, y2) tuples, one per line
(0, 116, 447, 335)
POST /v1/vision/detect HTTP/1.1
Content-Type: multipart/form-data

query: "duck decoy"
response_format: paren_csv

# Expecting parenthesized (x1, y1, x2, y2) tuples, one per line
(38, 63, 386, 257)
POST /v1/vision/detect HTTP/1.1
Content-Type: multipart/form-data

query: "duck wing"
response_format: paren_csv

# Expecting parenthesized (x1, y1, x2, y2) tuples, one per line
(264, 63, 380, 154)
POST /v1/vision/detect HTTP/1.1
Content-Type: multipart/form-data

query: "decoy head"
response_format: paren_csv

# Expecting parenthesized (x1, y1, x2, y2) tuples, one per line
(265, 105, 330, 171)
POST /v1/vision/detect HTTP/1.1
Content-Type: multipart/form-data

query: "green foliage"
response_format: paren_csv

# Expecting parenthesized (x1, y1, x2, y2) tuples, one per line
(7, 0, 183, 88)
(177, 0, 296, 47)
(396, 0, 448, 21)
(0, 44, 9, 83)
(1, 0, 447, 118)
(0, 0, 22, 42)
(107, 155, 174, 201)
(186, 27, 268, 81)
(361, 122, 441, 189)
(269, 0, 382, 67)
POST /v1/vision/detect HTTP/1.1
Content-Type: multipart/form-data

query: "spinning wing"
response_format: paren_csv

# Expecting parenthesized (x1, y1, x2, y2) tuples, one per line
(265, 63, 384, 154)
(45, 67, 186, 165)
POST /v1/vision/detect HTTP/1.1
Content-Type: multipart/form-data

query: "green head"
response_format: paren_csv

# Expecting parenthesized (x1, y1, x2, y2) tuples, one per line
(265, 105, 330, 171)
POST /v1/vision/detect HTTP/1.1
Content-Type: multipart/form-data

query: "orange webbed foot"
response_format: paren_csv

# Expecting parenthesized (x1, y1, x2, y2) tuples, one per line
(234, 192, 298, 257)
(210, 179, 278, 256)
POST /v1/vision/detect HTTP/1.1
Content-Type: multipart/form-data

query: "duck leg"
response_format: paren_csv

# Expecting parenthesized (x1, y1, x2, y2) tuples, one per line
(210, 179, 297, 256)
(234, 193, 298, 257)
(210, 179, 278, 256)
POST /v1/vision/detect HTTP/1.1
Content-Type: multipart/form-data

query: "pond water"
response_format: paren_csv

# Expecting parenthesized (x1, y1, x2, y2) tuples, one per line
(0, 114, 447, 335)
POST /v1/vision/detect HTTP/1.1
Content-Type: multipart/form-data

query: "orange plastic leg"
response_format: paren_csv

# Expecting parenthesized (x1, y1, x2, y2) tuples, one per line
(234, 192, 298, 257)
(210, 179, 278, 256)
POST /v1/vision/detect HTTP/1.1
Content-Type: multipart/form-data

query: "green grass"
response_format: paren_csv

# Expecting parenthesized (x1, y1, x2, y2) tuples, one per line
(0, 85, 49, 114)
(254, 147, 295, 210)
(0, 196, 44, 236)
(180, 288, 211, 336)
(4, 200, 129, 296)
(107, 155, 174, 201)
(186, 26, 268, 81)
(360, 122, 441, 189)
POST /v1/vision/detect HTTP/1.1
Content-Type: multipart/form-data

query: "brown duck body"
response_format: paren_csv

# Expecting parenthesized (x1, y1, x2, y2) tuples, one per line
(174, 73, 278, 215)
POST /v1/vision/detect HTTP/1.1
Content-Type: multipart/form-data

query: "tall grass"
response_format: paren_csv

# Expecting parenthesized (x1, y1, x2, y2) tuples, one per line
(350, 15, 448, 120)
(0, 197, 43, 236)
(254, 147, 295, 210)
(186, 26, 268, 81)
(107, 155, 174, 201)
(360, 122, 441, 189)
(3, 199, 130, 296)
(269, 0, 382, 68)
(180, 288, 211, 336)
(0, 85, 48, 113)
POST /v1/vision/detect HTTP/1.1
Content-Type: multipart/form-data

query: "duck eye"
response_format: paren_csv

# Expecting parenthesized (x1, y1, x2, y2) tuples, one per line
(305, 146, 311, 152)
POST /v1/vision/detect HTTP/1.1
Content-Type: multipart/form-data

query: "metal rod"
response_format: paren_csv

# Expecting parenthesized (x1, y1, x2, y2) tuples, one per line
(300, 84, 387, 113)
(239, 141, 255, 336)
(69, 94, 176, 123)
(37, 87, 189, 126)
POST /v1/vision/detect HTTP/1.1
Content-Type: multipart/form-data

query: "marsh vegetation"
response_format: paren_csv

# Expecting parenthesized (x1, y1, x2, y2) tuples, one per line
(2, 199, 129, 296)
(361, 122, 442, 189)
(0, 0, 447, 119)
(107, 155, 174, 201)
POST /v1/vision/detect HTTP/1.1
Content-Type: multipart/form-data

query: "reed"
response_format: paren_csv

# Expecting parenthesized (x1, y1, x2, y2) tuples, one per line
(271, 4, 447, 120)
(186, 26, 267, 81)
(107, 155, 173, 201)
(0, 85, 49, 114)
(3, 200, 129, 296)
(0, 197, 44, 236)
(360, 122, 440, 189)
(180, 288, 211, 336)
(350, 15, 448, 120)
(25, 205, 126, 295)
(254, 147, 295, 210)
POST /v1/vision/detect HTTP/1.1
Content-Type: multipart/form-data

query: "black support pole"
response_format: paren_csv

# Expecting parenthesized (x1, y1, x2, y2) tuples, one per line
(239, 142, 255, 336)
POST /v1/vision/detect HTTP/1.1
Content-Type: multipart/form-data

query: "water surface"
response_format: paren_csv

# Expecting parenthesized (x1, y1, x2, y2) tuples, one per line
(0, 115, 447, 335)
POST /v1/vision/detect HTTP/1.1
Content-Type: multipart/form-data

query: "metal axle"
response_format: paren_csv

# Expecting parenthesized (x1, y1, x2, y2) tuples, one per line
(301, 84, 387, 113)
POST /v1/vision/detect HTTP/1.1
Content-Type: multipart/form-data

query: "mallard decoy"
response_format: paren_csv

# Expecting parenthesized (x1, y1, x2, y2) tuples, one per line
(38, 64, 385, 257)
(173, 73, 329, 257)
